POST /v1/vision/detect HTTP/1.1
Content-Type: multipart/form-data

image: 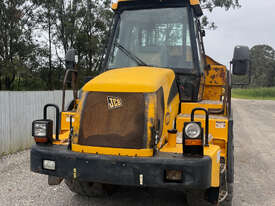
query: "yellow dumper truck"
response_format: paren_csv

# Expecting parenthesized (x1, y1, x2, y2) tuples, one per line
(31, 0, 249, 205)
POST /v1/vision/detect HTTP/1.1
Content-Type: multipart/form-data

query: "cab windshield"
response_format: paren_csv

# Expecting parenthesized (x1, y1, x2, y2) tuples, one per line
(107, 7, 194, 70)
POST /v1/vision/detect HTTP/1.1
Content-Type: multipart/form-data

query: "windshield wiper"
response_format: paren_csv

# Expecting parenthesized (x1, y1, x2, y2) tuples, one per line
(114, 42, 148, 66)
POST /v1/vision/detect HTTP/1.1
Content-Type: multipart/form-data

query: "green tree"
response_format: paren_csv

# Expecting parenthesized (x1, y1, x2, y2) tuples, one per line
(31, 0, 112, 89)
(53, 0, 112, 70)
(0, 0, 37, 90)
(200, 0, 241, 29)
(250, 45, 275, 87)
(51, 0, 112, 87)
(32, 0, 58, 90)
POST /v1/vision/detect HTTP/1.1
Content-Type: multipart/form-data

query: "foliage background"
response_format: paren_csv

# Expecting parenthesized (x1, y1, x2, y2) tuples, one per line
(0, 0, 274, 91)
(0, 0, 112, 91)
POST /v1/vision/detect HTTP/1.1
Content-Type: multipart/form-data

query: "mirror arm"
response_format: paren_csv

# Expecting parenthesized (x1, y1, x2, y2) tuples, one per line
(63, 48, 79, 112)
(62, 69, 78, 112)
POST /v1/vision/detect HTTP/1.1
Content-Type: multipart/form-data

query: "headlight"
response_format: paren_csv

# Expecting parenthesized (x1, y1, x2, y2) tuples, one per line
(32, 120, 53, 143)
(34, 123, 47, 136)
(43, 160, 56, 170)
(184, 122, 201, 139)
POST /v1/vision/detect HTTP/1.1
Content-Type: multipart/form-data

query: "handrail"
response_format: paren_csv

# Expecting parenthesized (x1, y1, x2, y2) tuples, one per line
(43, 104, 60, 141)
(191, 108, 209, 146)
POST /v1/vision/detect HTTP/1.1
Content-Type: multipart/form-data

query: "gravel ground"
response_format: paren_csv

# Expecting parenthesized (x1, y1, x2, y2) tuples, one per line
(232, 99, 275, 206)
(0, 99, 274, 206)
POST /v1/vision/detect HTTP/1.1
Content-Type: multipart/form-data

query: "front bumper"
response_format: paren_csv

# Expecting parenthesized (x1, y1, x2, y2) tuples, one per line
(31, 145, 212, 189)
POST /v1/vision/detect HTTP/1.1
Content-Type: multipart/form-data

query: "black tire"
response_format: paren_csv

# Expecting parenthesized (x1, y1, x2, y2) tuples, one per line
(220, 183, 233, 206)
(227, 120, 234, 183)
(220, 112, 234, 206)
(186, 184, 233, 206)
(65, 179, 115, 197)
(185, 190, 218, 206)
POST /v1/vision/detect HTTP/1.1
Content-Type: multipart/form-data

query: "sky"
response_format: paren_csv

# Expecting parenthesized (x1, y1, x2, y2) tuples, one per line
(204, 0, 275, 66)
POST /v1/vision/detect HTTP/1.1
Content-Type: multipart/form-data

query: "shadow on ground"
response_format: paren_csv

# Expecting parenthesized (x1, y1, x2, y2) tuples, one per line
(68, 187, 188, 206)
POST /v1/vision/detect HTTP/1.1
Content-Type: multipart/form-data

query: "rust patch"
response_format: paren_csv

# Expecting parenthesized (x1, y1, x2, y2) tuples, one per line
(220, 71, 226, 81)
(78, 92, 146, 149)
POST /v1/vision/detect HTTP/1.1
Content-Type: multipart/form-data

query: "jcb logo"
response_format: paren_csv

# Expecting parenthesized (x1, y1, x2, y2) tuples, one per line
(107, 96, 123, 110)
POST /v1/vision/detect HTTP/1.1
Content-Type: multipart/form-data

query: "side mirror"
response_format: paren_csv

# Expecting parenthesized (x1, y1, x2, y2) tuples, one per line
(65, 49, 76, 70)
(231, 46, 249, 75)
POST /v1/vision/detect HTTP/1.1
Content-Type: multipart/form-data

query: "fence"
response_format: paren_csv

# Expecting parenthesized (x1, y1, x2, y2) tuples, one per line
(0, 91, 73, 155)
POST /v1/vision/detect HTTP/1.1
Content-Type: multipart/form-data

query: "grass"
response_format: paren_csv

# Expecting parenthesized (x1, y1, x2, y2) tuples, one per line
(232, 87, 275, 100)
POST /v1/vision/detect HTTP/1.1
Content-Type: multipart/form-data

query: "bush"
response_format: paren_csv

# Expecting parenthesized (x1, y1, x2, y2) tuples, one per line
(232, 87, 275, 100)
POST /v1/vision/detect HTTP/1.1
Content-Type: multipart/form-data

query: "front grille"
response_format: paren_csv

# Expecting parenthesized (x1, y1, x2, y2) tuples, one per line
(78, 92, 146, 149)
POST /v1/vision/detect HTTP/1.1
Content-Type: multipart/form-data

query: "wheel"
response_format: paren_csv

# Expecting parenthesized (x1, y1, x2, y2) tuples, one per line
(185, 185, 233, 206)
(219, 165, 233, 206)
(227, 119, 234, 183)
(219, 183, 233, 206)
(220, 121, 234, 206)
(65, 179, 115, 197)
(186, 164, 234, 206)
(185, 190, 218, 206)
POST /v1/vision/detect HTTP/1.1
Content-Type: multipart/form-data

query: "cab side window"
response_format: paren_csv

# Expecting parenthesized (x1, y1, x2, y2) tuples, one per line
(194, 18, 205, 72)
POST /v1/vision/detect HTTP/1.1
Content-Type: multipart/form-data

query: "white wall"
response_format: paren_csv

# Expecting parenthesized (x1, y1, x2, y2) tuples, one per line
(0, 91, 73, 155)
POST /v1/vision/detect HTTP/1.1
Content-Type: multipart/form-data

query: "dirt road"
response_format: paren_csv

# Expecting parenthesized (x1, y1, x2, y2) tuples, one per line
(0, 99, 274, 206)
(232, 99, 275, 206)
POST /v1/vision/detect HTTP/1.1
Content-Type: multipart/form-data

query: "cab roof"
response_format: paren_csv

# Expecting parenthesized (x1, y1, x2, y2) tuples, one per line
(112, 0, 200, 8)
(111, 0, 202, 17)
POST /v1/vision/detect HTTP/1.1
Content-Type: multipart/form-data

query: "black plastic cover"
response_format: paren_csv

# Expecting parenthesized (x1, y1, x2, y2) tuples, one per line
(232, 46, 250, 75)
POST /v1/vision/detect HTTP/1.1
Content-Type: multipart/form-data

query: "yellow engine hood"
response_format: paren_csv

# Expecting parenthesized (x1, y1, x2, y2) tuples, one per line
(83, 67, 175, 93)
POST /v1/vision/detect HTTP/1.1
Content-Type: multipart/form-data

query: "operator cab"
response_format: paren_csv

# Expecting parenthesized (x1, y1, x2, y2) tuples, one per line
(102, 0, 205, 102)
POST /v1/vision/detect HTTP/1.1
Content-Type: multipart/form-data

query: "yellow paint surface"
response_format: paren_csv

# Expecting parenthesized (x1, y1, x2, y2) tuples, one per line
(181, 101, 223, 115)
(83, 67, 175, 93)
(203, 56, 227, 101)
(112, 3, 118, 10)
(190, 0, 200, 5)
(160, 94, 180, 146)
(204, 145, 220, 187)
(60, 112, 76, 131)
(160, 144, 183, 153)
(160, 144, 220, 187)
(176, 114, 228, 142)
(72, 144, 153, 157)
